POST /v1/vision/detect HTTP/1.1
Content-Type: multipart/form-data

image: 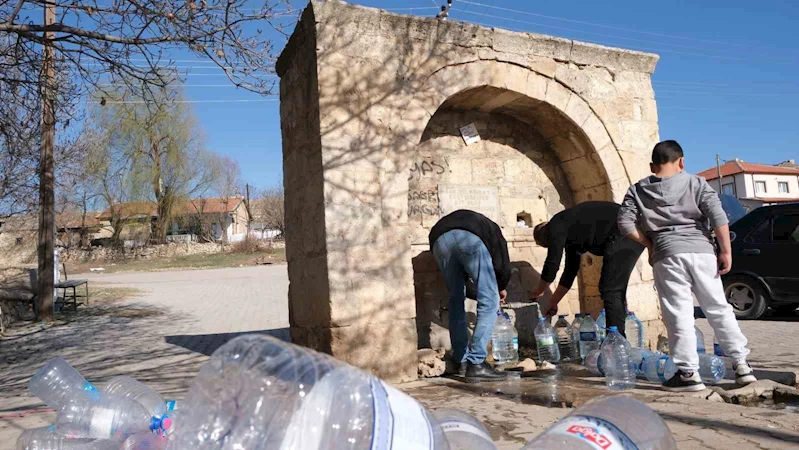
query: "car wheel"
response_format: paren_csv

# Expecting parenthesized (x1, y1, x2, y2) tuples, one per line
(724, 275, 768, 320)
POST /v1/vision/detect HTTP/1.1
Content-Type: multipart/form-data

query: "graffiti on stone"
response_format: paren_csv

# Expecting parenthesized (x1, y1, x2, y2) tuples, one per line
(408, 158, 449, 181)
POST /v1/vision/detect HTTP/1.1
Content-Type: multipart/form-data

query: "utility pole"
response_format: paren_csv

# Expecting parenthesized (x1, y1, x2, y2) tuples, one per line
(716, 154, 724, 194)
(37, 1, 56, 322)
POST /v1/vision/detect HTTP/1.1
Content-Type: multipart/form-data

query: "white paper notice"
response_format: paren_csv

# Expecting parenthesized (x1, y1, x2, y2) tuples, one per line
(459, 123, 481, 145)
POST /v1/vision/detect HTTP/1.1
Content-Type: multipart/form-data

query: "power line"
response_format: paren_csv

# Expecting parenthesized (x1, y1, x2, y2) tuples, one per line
(458, 0, 789, 53)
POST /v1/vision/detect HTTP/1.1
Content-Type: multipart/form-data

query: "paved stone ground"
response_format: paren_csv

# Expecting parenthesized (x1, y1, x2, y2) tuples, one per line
(2, 266, 799, 449)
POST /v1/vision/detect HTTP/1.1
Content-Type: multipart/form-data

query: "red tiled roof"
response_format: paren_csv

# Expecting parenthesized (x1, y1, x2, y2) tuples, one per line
(97, 198, 243, 220)
(697, 160, 799, 181)
(56, 211, 103, 229)
(742, 197, 799, 204)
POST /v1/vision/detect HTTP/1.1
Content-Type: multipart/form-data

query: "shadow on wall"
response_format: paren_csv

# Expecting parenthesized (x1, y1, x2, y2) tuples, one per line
(414, 251, 552, 349)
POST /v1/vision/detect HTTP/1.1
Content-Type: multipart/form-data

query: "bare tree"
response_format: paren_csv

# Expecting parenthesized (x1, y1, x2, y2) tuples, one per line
(257, 185, 284, 239)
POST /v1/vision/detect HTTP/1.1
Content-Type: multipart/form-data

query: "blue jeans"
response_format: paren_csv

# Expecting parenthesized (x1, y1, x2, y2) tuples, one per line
(432, 230, 500, 365)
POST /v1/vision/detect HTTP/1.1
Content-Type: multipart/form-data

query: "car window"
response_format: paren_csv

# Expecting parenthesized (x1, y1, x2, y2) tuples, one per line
(773, 215, 799, 244)
(745, 218, 771, 244)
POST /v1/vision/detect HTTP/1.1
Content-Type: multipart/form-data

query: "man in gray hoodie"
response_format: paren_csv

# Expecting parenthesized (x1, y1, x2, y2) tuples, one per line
(618, 140, 756, 392)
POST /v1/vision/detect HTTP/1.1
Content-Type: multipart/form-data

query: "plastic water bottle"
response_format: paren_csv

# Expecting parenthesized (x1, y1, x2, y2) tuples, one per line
(55, 394, 154, 440)
(624, 311, 646, 348)
(600, 327, 636, 390)
(570, 314, 584, 361)
(122, 434, 168, 450)
(15, 427, 119, 449)
(28, 357, 99, 411)
(521, 395, 677, 450)
(696, 326, 706, 354)
(534, 317, 560, 363)
(629, 348, 661, 378)
(553, 315, 572, 361)
(169, 334, 450, 449)
(578, 315, 600, 359)
(583, 349, 603, 376)
(641, 353, 726, 384)
(714, 336, 726, 357)
(491, 311, 517, 364)
(433, 409, 497, 450)
(102, 376, 167, 420)
(596, 309, 607, 342)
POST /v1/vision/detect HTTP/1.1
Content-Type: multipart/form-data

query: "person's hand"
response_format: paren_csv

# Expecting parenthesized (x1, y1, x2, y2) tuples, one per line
(499, 289, 508, 304)
(529, 287, 546, 301)
(646, 245, 655, 267)
(718, 252, 732, 275)
(545, 303, 558, 318)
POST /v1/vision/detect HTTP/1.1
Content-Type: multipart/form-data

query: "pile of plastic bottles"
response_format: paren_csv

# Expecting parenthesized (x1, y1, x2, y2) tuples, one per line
(18, 336, 678, 449)
(16, 357, 177, 449)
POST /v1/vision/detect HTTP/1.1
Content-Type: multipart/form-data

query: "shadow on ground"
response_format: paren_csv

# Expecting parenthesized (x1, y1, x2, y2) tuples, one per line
(165, 328, 290, 356)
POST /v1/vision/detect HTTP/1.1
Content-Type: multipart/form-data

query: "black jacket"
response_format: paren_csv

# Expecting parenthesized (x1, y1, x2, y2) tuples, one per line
(541, 201, 621, 289)
(429, 210, 512, 291)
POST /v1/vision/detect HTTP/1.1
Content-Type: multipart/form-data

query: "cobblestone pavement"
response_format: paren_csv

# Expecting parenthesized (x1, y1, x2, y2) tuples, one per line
(2, 266, 799, 449)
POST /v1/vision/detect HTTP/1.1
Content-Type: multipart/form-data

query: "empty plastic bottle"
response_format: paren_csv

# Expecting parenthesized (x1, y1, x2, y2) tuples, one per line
(624, 311, 646, 348)
(578, 315, 600, 359)
(534, 317, 560, 363)
(629, 348, 661, 378)
(521, 395, 677, 450)
(570, 314, 584, 362)
(55, 394, 154, 440)
(696, 326, 706, 354)
(433, 409, 497, 450)
(600, 327, 636, 391)
(583, 349, 604, 376)
(28, 357, 99, 411)
(596, 309, 607, 342)
(553, 315, 572, 361)
(122, 434, 168, 450)
(491, 311, 518, 364)
(103, 376, 167, 420)
(641, 353, 726, 385)
(169, 334, 450, 449)
(714, 336, 726, 357)
(15, 427, 118, 450)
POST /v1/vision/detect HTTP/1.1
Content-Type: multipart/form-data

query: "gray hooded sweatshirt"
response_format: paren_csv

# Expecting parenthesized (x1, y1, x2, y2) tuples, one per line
(617, 171, 728, 263)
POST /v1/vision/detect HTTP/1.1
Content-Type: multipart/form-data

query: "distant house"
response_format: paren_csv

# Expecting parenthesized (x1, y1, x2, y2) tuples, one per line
(96, 197, 250, 244)
(697, 159, 799, 210)
(55, 211, 111, 248)
(0, 215, 38, 266)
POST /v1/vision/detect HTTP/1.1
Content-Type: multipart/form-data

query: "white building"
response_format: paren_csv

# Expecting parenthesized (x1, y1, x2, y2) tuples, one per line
(698, 159, 799, 210)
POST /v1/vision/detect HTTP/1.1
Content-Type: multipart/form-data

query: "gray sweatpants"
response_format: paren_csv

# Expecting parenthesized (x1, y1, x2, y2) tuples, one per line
(653, 253, 750, 372)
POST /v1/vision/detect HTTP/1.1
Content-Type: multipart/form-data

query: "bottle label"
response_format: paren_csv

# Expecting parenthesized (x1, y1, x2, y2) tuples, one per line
(440, 421, 493, 442)
(714, 344, 726, 357)
(165, 400, 178, 411)
(542, 415, 638, 450)
(580, 332, 597, 341)
(370, 380, 434, 450)
(656, 356, 669, 382)
(512, 337, 519, 350)
(90, 407, 115, 439)
(537, 337, 555, 346)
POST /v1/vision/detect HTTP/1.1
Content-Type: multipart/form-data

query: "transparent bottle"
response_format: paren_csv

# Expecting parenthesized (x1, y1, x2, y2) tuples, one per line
(55, 394, 153, 440)
(695, 326, 706, 354)
(578, 315, 600, 359)
(596, 309, 607, 342)
(570, 314, 584, 362)
(600, 327, 636, 391)
(102, 376, 166, 421)
(641, 353, 726, 384)
(629, 348, 661, 378)
(583, 349, 604, 376)
(15, 427, 119, 450)
(167, 334, 450, 449)
(433, 408, 497, 450)
(624, 311, 646, 348)
(506, 313, 519, 364)
(490, 311, 516, 365)
(28, 357, 99, 411)
(553, 315, 572, 361)
(534, 317, 560, 364)
(713, 336, 726, 357)
(521, 396, 677, 450)
(122, 433, 168, 450)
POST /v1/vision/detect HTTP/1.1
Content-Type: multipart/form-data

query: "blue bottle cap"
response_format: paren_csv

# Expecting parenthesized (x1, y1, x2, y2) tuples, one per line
(558, 314, 567, 318)
(608, 326, 618, 332)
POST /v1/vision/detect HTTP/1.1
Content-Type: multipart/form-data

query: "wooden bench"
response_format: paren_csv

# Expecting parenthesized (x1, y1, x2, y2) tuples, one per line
(55, 264, 88, 312)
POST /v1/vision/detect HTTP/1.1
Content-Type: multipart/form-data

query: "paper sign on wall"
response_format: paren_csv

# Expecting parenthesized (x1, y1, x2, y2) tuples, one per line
(459, 123, 481, 145)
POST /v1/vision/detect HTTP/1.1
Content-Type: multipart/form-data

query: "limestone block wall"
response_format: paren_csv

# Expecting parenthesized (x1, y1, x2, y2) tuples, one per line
(278, 0, 664, 381)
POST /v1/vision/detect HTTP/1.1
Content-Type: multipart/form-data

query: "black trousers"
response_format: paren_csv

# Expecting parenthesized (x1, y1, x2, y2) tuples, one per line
(599, 235, 646, 337)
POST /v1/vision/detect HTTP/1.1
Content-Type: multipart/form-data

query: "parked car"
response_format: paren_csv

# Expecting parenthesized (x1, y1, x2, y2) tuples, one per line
(723, 203, 799, 319)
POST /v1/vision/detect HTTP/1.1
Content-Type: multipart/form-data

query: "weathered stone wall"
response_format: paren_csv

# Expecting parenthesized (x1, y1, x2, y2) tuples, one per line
(278, 1, 663, 381)
(60, 242, 227, 263)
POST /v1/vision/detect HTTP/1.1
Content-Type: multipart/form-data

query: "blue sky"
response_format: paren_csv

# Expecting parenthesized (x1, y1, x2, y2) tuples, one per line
(180, 0, 799, 188)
